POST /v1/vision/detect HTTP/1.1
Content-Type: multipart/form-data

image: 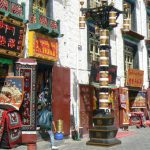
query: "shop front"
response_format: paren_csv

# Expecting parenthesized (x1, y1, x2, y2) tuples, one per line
(15, 31, 59, 145)
(0, 9, 26, 149)
(124, 68, 147, 128)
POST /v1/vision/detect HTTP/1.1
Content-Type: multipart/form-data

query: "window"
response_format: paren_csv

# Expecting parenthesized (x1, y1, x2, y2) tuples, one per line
(89, 32, 100, 63)
(33, 0, 47, 15)
(147, 16, 150, 39)
(123, 1, 136, 31)
(124, 45, 134, 72)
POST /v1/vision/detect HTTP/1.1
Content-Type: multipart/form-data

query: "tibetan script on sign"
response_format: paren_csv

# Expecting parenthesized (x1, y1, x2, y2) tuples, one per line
(0, 20, 24, 52)
(126, 69, 144, 88)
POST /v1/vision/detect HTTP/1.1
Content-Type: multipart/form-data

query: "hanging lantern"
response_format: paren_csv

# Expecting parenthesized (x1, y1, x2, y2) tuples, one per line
(79, 15, 85, 29)
(95, 25, 100, 35)
(123, 18, 130, 31)
(109, 11, 117, 26)
(100, 29, 109, 46)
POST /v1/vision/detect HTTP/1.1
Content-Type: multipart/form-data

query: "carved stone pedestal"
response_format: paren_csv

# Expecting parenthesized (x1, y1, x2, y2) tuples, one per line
(86, 110, 121, 146)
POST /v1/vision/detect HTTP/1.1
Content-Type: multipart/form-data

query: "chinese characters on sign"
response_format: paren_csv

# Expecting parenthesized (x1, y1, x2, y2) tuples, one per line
(126, 69, 144, 88)
(0, 20, 24, 52)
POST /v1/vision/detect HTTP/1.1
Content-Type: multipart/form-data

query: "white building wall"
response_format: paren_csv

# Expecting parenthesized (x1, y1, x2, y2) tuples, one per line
(19, 0, 149, 130)
(52, 0, 149, 128)
(110, 0, 125, 87)
(110, 0, 149, 89)
(53, 0, 88, 129)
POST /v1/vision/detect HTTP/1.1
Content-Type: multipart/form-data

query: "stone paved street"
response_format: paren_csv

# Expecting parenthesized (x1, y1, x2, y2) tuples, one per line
(1, 126, 150, 150)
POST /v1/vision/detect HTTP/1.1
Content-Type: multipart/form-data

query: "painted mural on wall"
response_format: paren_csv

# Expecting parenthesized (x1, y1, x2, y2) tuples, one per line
(0, 76, 24, 110)
(131, 91, 146, 107)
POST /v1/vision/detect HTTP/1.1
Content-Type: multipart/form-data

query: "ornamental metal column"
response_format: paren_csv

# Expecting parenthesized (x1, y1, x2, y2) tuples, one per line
(80, 0, 122, 146)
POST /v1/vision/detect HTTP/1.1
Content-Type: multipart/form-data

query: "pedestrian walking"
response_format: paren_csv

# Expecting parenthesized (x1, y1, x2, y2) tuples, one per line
(38, 88, 58, 150)
(38, 104, 58, 150)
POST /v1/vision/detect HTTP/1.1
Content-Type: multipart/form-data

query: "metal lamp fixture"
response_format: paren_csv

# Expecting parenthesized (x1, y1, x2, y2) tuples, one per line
(79, 0, 85, 29)
(101, 0, 108, 6)
(109, 11, 117, 26)
(123, 18, 130, 31)
(123, 2, 130, 31)
(79, 15, 85, 29)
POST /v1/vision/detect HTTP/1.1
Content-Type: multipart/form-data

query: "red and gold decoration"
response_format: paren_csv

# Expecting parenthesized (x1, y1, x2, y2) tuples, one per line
(126, 69, 144, 88)
(0, 15, 25, 57)
(0, 76, 24, 111)
(16, 59, 37, 131)
(131, 91, 146, 108)
(119, 88, 129, 126)
(0, 108, 22, 149)
(28, 31, 58, 61)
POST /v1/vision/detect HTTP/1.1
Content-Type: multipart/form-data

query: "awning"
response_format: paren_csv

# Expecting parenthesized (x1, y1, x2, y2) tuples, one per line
(16, 58, 37, 65)
(0, 58, 13, 65)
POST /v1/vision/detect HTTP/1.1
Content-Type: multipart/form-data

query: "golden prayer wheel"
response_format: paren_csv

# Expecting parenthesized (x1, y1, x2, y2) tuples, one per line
(99, 71, 109, 78)
(99, 102, 109, 108)
(100, 39, 109, 46)
(99, 57, 109, 66)
(100, 50, 109, 57)
(56, 119, 64, 133)
(100, 29, 109, 36)
(99, 80, 109, 86)
(100, 30, 109, 46)
(99, 92, 109, 99)
(95, 26, 100, 35)
(123, 18, 130, 31)
(79, 16, 85, 29)
(109, 11, 117, 26)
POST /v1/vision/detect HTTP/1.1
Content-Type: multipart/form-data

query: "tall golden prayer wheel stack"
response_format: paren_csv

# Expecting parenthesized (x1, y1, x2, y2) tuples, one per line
(109, 11, 117, 26)
(56, 119, 64, 133)
(100, 29, 109, 46)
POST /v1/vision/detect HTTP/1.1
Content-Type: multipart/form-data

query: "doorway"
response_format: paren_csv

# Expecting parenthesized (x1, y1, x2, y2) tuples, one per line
(36, 63, 52, 127)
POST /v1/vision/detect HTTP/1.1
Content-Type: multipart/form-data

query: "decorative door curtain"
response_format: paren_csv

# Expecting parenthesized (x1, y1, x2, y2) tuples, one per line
(0, 109, 22, 149)
(16, 64, 36, 131)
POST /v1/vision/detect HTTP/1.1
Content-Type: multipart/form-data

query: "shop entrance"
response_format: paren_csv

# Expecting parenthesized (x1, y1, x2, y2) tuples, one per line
(36, 63, 52, 127)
